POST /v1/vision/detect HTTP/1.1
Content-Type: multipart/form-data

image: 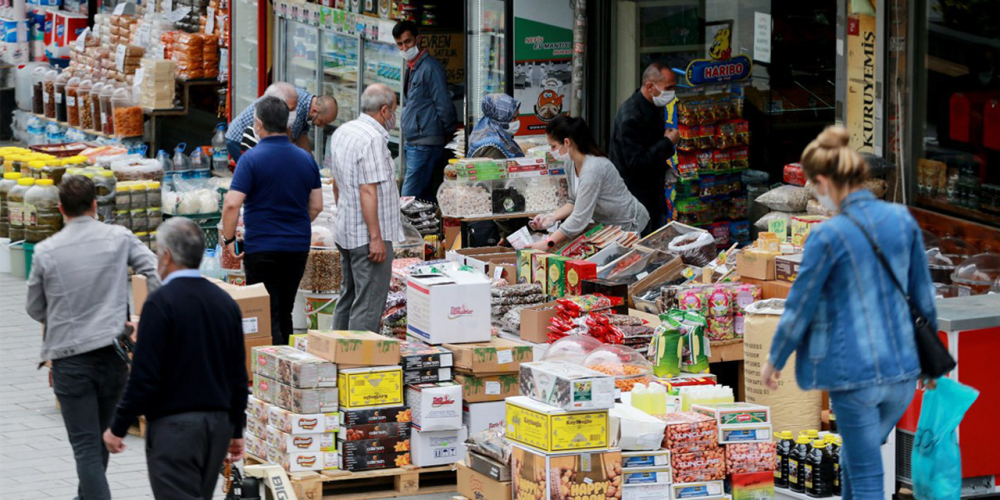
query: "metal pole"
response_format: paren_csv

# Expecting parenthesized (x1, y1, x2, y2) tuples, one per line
(569, 0, 586, 117)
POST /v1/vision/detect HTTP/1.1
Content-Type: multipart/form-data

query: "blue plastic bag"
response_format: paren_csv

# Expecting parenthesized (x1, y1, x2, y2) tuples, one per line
(912, 377, 979, 500)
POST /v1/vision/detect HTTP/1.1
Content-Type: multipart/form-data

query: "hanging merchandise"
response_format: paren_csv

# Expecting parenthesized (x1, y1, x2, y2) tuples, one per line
(912, 378, 979, 500)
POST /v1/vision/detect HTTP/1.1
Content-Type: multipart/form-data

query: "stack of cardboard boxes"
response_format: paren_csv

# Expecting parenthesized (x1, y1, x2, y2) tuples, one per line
(693, 403, 776, 500)
(655, 412, 729, 500)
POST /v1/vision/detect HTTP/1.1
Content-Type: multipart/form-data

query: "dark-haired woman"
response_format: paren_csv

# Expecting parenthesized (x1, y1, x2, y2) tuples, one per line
(527, 116, 649, 250)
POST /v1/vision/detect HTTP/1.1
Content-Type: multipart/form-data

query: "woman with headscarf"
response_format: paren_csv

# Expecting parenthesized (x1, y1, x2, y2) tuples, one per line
(468, 94, 524, 159)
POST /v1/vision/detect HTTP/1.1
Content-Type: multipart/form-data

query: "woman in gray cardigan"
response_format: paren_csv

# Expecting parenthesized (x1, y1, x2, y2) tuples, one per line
(527, 115, 649, 250)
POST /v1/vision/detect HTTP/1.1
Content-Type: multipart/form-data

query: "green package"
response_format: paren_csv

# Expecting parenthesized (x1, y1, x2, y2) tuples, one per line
(650, 315, 684, 378)
(667, 309, 711, 373)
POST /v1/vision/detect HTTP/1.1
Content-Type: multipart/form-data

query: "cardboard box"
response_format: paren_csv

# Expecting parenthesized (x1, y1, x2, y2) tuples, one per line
(307, 330, 400, 366)
(267, 447, 339, 472)
(622, 450, 671, 469)
(736, 251, 776, 281)
(622, 483, 673, 500)
(655, 412, 718, 453)
(466, 450, 511, 482)
(463, 401, 506, 438)
(692, 403, 770, 425)
(565, 260, 597, 296)
(730, 471, 774, 500)
(268, 406, 339, 434)
(622, 468, 673, 486)
(339, 405, 411, 427)
(610, 404, 669, 451)
(253, 374, 339, 413)
(725, 442, 776, 474)
(245, 434, 266, 458)
(339, 448, 411, 471)
(266, 426, 336, 452)
(518, 361, 616, 410)
(738, 277, 793, 300)
(670, 481, 726, 499)
(530, 252, 552, 295)
(244, 336, 271, 381)
(445, 338, 533, 373)
(519, 302, 559, 344)
(403, 368, 453, 384)
(132, 275, 271, 339)
(337, 435, 411, 456)
(546, 256, 570, 298)
(411, 426, 468, 467)
(457, 460, 512, 500)
(628, 256, 685, 311)
(340, 421, 410, 441)
(247, 396, 270, 423)
(586, 242, 629, 267)
(774, 254, 803, 283)
(671, 448, 726, 483)
(505, 396, 609, 453)
(790, 215, 826, 247)
(289, 334, 308, 351)
(581, 278, 630, 314)
(407, 269, 492, 345)
(251, 346, 337, 388)
(337, 366, 403, 409)
(516, 249, 539, 284)
(246, 413, 266, 439)
(455, 373, 519, 403)
(406, 382, 463, 431)
(718, 424, 772, 444)
(400, 340, 454, 370)
(512, 446, 622, 500)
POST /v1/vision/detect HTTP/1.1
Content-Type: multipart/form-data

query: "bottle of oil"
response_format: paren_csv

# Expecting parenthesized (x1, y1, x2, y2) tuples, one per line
(774, 431, 794, 488)
(806, 439, 833, 497)
(788, 435, 811, 493)
(830, 436, 842, 496)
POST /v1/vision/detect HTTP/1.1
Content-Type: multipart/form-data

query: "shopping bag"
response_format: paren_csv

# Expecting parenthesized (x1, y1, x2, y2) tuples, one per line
(912, 377, 979, 500)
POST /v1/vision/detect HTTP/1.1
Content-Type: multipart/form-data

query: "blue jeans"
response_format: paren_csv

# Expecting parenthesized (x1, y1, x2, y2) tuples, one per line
(226, 139, 243, 163)
(402, 143, 445, 199)
(829, 378, 917, 500)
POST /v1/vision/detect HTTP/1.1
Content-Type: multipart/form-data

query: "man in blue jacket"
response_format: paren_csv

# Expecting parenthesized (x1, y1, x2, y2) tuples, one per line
(393, 20, 457, 200)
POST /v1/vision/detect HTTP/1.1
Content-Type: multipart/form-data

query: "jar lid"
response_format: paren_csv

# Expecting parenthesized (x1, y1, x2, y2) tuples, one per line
(98, 170, 115, 177)
(45, 159, 61, 166)
(148, 181, 161, 189)
(117, 184, 131, 191)
(3, 172, 21, 179)
(28, 160, 45, 168)
(18, 178, 36, 186)
(130, 184, 146, 190)
(36, 179, 54, 186)
(135, 232, 149, 236)
(82, 172, 94, 178)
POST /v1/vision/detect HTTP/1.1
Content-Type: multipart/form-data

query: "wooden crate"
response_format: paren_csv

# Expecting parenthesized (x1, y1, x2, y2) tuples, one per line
(246, 455, 457, 500)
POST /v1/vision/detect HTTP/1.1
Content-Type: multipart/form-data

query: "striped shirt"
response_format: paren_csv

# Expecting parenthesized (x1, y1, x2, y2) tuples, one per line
(226, 89, 314, 143)
(329, 113, 404, 250)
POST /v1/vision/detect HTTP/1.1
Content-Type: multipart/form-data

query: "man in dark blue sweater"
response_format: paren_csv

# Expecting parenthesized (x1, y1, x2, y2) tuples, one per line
(104, 217, 248, 500)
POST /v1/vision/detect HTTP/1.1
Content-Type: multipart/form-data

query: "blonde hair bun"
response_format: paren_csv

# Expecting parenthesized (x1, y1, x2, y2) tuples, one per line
(817, 126, 850, 149)
(800, 125, 869, 187)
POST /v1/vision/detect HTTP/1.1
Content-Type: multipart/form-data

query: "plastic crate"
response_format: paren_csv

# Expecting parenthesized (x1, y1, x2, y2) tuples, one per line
(163, 213, 222, 249)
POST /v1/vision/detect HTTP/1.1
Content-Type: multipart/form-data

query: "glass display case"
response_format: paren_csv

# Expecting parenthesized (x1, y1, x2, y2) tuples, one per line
(230, 0, 265, 118)
(466, 0, 511, 131)
(321, 31, 359, 128)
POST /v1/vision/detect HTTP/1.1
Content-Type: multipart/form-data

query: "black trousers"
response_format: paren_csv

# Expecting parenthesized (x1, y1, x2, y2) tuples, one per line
(146, 411, 232, 500)
(244, 251, 309, 345)
(52, 346, 128, 500)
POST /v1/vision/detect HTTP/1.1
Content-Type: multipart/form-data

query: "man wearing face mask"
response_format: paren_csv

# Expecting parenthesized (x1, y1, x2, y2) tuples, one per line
(225, 83, 334, 162)
(393, 20, 457, 200)
(609, 63, 680, 235)
(222, 96, 325, 346)
(328, 84, 405, 333)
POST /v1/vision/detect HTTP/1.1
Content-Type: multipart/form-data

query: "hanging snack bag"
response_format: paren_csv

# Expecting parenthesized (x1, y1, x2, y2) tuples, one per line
(698, 125, 716, 150)
(730, 146, 749, 171)
(734, 119, 750, 146)
(649, 314, 684, 377)
(678, 151, 700, 179)
(713, 150, 731, 173)
(679, 98, 699, 126)
(678, 125, 699, 151)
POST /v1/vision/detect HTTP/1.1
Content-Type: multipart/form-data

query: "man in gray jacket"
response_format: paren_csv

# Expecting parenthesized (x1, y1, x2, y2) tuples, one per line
(393, 20, 457, 200)
(26, 175, 160, 500)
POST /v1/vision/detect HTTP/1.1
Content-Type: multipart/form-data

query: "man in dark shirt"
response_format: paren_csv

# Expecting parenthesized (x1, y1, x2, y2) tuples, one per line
(222, 96, 324, 345)
(609, 63, 680, 235)
(104, 217, 248, 500)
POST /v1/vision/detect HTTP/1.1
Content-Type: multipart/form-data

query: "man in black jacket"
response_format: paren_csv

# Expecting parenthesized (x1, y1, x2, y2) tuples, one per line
(609, 63, 680, 235)
(104, 217, 247, 500)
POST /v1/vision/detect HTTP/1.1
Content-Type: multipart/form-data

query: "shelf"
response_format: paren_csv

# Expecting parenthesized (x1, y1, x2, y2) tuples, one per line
(774, 488, 841, 500)
(31, 113, 136, 140)
(292, 59, 318, 72)
(323, 67, 359, 82)
(916, 196, 1000, 227)
(929, 23, 1000, 50)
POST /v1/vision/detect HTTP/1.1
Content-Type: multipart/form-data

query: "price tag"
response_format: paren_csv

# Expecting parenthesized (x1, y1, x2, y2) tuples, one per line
(136, 23, 151, 47)
(485, 381, 500, 395)
(242, 317, 259, 334)
(55, 92, 63, 103)
(67, 96, 76, 107)
(113, 2, 127, 15)
(115, 44, 127, 72)
(42, 91, 50, 103)
(75, 27, 89, 51)
(162, 0, 172, 13)
(767, 218, 788, 238)
(134, 67, 145, 86)
(168, 6, 191, 23)
(493, 267, 503, 280)
(496, 349, 513, 365)
(205, 7, 215, 34)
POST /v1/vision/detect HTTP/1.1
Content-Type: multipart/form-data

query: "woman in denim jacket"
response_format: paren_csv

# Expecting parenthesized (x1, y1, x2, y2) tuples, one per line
(761, 126, 937, 500)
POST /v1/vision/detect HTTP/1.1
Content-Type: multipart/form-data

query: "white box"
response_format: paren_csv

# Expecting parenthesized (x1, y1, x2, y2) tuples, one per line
(406, 382, 463, 431)
(718, 423, 772, 444)
(267, 447, 339, 472)
(245, 413, 266, 439)
(245, 434, 267, 459)
(268, 406, 340, 434)
(669, 481, 725, 499)
(266, 426, 336, 452)
(407, 270, 491, 345)
(519, 361, 616, 410)
(621, 483, 672, 500)
(610, 404, 669, 451)
(622, 450, 671, 469)
(247, 396, 270, 423)
(411, 427, 468, 467)
(463, 401, 506, 438)
(621, 467, 672, 486)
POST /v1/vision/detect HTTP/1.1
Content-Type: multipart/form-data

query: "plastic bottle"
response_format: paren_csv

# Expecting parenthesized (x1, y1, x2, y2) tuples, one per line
(45, 121, 65, 145)
(190, 146, 210, 179)
(806, 439, 834, 498)
(212, 123, 229, 172)
(172, 143, 192, 179)
(199, 248, 222, 279)
(24, 179, 62, 243)
(94, 171, 117, 222)
(648, 381, 667, 415)
(8, 178, 36, 241)
(26, 116, 46, 146)
(788, 435, 811, 493)
(775, 431, 793, 489)
(0, 172, 22, 238)
(631, 383, 649, 414)
(830, 436, 842, 496)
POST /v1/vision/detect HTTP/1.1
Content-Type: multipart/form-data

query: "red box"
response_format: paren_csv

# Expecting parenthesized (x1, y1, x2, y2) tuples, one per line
(725, 441, 776, 474)
(783, 163, 805, 186)
(565, 260, 597, 296)
(671, 448, 726, 483)
(730, 471, 774, 500)
(655, 412, 718, 453)
(55, 12, 87, 47)
(43, 10, 55, 46)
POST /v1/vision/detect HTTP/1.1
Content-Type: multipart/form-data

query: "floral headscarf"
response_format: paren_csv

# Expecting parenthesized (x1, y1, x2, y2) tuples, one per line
(468, 94, 524, 158)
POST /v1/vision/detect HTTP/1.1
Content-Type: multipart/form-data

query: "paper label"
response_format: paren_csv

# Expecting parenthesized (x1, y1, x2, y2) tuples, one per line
(75, 28, 88, 51)
(134, 67, 145, 86)
(67, 96, 76, 107)
(485, 381, 501, 395)
(55, 92, 63, 103)
(162, 0, 173, 12)
(493, 267, 503, 280)
(116, 44, 127, 72)
(136, 23, 151, 47)
(242, 317, 259, 334)
(767, 218, 787, 237)
(753, 12, 771, 63)
(43, 91, 50, 103)
(113, 2, 127, 15)
(496, 349, 513, 365)
(168, 6, 192, 23)
(205, 7, 216, 34)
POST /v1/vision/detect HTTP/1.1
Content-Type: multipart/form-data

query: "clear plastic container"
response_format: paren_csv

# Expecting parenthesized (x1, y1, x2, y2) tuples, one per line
(0, 172, 22, 238)
(437, 180, 492, 217)
(26, 160, 45, 179)
(394, 219, 424, 259)
(77, 80, 94, 130)
(115, 183, 131, 210)
(583, 345, 654, 392)
(39, 159, 66, 184)
(95, 170, 117, 221)
(113, 209, 131, 229)
(131, 208, 149, 232)
(112, 88, 144, 138)
(130, 182, 148, 209)
(89, 82, 105, 133)
(24, 179, 61, 243)
(146, 207, 162, 230)
(31, 66, 47, 115)
(42, 69, 58, 119)
(934, 283, 972, 299)
(54, 72, 70, 122)
(65, 76, 82, 127)
(541, 335, 604, 364)
(951, 253, 1000, 295)
(100, 83, 117, 136)
(8, 178, 36, 241)
(146, 181, 161, 208)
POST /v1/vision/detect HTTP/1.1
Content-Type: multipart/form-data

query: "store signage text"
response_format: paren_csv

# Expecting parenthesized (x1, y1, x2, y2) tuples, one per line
(523, 36, 572, 57)
(685, 55, 752, 85)
(861, 30, 876, 149)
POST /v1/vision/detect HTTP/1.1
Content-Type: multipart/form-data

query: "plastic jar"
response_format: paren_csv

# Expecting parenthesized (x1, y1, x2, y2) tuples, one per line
(100, 83, 117, 136)
(131, 208, 148, 232)
(146, 207, 162, 230)
(0, 172, 22, 238)
(8, 178, 35, 241)
(130, 182, 148, 209)
(42, 69, 58, 119)
(77, 80, 94, 130)
(31, 66, 47, 115)
(11, 155, 29, 175)
(54, 71, 70, 122)
(26, 160, 45, 179)
(65, 76, 81, 127)
(95, 170, 117, 221)
(146, 181, 161, 208)
(40, 159, 67, 184)
(24, 179, 62, 243)
(112, 88, 143, 138)
(89, 82, 105, 133)
(135, 232, 150, 248)
(115, 183, 131, 210)
(113, 209, 131, 229)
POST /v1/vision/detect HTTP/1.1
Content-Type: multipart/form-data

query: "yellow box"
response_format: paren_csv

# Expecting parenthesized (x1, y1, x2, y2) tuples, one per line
(790, 215, 827, 247)
(337, 366, 403, 409)
(505, 396, 608, 453)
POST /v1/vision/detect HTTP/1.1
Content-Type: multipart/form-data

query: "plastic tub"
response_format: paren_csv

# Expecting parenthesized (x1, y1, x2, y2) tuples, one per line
(54, 72, 70, 122)
(24, 178, 61, 243)
(8, 178, 35, 242)
(303, 291, 339, 330)
(65, 76, 81, 127)
(77, 80, 93, 130)
(89, 82, 105, 133)
(112, 88, 144, 138)
(42, 69, 58, 119)
(30, 66, 47, 115)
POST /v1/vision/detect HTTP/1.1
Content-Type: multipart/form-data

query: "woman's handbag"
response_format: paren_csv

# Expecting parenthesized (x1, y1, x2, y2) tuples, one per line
(844, 213, 956, 379)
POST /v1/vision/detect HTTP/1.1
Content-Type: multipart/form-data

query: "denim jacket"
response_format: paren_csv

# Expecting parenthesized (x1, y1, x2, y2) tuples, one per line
(768, 190, 935, 391)
(402, 51, 457, 145)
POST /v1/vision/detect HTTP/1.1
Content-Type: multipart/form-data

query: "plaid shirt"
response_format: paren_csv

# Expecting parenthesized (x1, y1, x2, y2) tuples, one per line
(329, 113, 404, 250)
(226, 89, 314, 143)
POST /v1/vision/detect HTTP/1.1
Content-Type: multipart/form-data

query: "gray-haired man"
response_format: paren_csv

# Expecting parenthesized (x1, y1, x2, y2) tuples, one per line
(328, 83, 405, 333)
(104, 218, 248, 500)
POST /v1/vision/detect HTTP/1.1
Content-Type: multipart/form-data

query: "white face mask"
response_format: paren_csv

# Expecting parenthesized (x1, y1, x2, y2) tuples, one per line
(652, 87, 675, 107)
(816, 184, 838, 212)
(551, 144, 571, 164)
(507, 120, 521, 135)
(286, 109, 297, 130)
(401, 46, 419, 61)
(383, 109, 396, 131)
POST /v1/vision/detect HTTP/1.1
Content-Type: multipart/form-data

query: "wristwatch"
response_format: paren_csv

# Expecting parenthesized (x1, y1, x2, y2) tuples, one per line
(223, 235, 237, 246)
